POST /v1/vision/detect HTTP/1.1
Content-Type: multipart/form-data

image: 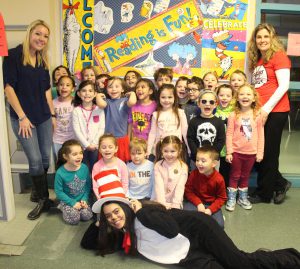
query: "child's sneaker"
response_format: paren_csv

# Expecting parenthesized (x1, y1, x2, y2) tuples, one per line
(225, 187, 237, 212)
(237, 187, 252, 210)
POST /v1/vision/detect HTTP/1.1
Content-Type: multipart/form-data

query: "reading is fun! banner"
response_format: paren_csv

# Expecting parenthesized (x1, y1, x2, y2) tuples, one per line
(62, 0, 249, 79)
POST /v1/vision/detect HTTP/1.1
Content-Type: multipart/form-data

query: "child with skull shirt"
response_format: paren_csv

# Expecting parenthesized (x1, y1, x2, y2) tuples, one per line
(187, 90, 225, 162)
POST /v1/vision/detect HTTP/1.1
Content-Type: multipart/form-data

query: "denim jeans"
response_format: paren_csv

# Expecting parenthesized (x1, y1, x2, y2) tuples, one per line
(53, 142, 62, 160)
(11, 117, 52, 176)
(183, 201, 225, 229)
(83, 149, 98, 172)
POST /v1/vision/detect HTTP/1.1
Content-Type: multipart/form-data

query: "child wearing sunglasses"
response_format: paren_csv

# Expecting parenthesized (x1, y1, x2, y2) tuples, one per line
(187, 90, 225, 165)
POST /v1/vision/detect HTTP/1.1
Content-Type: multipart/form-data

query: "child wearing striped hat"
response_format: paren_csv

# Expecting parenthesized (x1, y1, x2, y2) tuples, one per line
(92, 134, 129, 200)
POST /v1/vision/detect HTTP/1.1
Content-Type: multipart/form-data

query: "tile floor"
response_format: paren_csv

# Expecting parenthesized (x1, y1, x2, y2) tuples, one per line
(0, 189, 300, 269)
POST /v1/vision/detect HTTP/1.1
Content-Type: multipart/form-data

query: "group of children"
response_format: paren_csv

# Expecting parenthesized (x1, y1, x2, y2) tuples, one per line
(51, 65, 264, 228)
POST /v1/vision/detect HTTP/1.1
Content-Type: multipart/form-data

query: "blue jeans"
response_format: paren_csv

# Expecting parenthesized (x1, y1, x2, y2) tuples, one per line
(183, 201, 225, 229)
(11, 117, 52, 176)
(53, 142, 62, 160)
(83, 149, 98, 172)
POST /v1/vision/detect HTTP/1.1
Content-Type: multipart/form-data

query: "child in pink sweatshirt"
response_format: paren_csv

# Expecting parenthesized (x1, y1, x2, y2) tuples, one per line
(225, 84, 264, 212)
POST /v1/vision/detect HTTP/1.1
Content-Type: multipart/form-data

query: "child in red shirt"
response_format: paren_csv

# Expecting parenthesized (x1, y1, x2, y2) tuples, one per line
(184, 145, 227, 228)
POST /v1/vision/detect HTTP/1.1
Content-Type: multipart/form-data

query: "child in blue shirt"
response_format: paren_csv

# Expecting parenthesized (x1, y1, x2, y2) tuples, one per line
(96, 77, 137, 162)
(127, 138, 154, 199)
(54, 139, 93, 225)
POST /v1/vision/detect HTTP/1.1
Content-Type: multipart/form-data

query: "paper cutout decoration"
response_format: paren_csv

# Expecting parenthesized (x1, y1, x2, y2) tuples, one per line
(121, 2, 134, 23)
(95, 1, 114, 34)
(0, 13, 8, 56)
(154, 0, 170, 13)
(63, 1, 81, 74)
(140, 0, 153, 19)
(134, 51, 164, 76)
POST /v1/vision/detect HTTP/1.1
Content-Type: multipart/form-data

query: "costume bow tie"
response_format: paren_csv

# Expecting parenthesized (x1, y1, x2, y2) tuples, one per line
(122, 231, 131, 254)
(63, 2, 80, 15)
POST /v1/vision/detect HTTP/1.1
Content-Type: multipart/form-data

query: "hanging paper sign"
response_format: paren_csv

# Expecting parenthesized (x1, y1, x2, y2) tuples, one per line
(94, 0, 202, 72)
(287, 32, 300, 56)
(0, 13, 8, 56)
(62, 0, 94, 75)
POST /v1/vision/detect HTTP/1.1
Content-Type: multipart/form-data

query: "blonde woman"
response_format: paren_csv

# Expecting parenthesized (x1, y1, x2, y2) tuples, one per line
(248, 23, 291, 205)
(3, 20, 55, 220)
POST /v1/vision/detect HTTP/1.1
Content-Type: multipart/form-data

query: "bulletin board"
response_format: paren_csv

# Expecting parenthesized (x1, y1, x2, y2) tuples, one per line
(62, 0, 249, 79)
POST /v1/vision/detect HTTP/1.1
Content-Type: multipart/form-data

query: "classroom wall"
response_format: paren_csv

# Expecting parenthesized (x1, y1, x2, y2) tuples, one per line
(1, 0, 62, 71)
(2, 0, 256, 75)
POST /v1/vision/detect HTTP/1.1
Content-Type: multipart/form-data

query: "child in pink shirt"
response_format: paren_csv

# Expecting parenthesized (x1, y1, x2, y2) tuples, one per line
(225, 84, 264, 211)
(147, 84, 189, 158)
(53, 76, 75, 158)
(152, 135, 188, 209)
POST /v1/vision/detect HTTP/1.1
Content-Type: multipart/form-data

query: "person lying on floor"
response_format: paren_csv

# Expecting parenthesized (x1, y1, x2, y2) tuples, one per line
(81, 192, 300, 269)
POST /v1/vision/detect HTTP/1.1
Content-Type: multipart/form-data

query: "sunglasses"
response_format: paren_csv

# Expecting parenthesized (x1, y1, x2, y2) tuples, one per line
(200, 99, 216, 105)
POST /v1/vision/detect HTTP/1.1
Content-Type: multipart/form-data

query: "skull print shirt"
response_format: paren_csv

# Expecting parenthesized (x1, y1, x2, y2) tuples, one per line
(187, 116, 225, 161)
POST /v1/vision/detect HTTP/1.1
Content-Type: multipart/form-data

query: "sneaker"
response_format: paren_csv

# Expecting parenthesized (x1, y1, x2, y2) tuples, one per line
(225, 188, 237, 212)
(237, 188, 252, 210)
(237, 197, 252, 210)
(226, 199, 236, 211)
(274, 181, 292, 204)
(248, 194, 271, 204)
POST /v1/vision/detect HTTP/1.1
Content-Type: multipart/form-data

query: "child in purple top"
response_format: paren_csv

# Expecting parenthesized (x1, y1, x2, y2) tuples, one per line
(128, 78, 157, 140)
(96, 77, 137, 162)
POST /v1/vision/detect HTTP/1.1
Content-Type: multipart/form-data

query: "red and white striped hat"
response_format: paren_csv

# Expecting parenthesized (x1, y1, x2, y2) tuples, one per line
(92, 169, 130, 213)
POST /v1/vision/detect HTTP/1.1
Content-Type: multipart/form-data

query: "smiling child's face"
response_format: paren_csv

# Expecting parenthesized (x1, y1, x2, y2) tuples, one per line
(198, 92, 217, 118)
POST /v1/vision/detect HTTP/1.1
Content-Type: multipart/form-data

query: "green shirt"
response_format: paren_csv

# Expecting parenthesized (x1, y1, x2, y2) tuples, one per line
(215, 104, 234, 157)
(54, 164, 91, 206)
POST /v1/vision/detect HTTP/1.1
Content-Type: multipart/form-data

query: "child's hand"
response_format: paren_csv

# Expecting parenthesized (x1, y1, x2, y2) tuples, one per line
(197, 203, 206, 213)
(204, 208, 212, 215)
(130, 199, 142, 213)
(81, 201, 88, 209)
(256, 156, 263, 162)
(90, 144, 98, 151)
(97, 92, 106, 99)
(73, 202, 82, 210)
(125, 91, 134, 98)
(95, 93, 107, 109)
(226, 154, 233, 163)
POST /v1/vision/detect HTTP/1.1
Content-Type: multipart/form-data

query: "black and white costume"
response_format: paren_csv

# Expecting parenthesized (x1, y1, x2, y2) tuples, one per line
(81, 206, 300, 269)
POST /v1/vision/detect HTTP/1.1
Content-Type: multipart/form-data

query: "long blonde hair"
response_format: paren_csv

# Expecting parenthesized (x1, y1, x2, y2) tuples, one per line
(234, 84, 261, 119)
(22, 20, 50, 69)
(248, 23, 285, 71)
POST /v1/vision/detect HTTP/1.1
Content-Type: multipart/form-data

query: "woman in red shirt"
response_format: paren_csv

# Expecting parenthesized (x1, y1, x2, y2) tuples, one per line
(247, 23, 291, 204)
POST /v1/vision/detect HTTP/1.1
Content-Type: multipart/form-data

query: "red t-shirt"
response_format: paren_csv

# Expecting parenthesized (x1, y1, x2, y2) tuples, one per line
(252, 51, 291, 112)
